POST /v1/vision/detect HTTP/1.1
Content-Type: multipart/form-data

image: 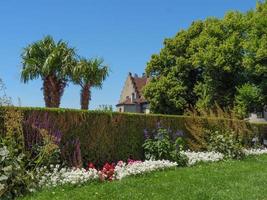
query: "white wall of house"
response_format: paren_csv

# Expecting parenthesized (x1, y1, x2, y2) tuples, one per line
(116, 105, 124, 112)
(124, 105, 139, 113)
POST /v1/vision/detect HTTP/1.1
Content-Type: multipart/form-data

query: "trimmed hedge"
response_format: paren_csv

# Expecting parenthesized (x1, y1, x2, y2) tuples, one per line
(0, 106, 266, 166)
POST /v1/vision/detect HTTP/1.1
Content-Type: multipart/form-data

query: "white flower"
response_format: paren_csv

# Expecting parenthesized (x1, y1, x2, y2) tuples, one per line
(182, 151, 224, 166)
(0, 183, 5, 191)
(36, 166, 99, 189)
(243, 148, 267, 156)
(0, 175, 9, 181)
(0, 146, 9, 161)
(114, 160, 177, 180)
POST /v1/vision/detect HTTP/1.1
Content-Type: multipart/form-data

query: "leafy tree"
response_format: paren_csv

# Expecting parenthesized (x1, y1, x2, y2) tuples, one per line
(144, 1, 267, 115)
(71, 58, 109, 110)
(191, 13, 247, 110)
(144, 21, 204, 114)
(21, 36, 76, 107)
(234, 83, 264, 118)
(243, 1, 267, 106)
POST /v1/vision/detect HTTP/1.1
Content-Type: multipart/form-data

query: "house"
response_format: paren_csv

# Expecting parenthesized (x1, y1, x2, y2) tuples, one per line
(116, 72, 150, 113)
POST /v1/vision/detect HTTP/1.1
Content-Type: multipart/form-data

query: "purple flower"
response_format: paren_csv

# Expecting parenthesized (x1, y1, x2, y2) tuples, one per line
(175, 130, 184, 137)
(156, 121, 161, 129)
(53, 130, 62, 145)
(144, 129, 149, 139)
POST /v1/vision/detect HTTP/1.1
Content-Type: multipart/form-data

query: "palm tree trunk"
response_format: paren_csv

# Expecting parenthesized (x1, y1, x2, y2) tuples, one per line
(43, 77, 52, 107)
(43, 75, 66, 108)
(80, 84, 91, 110)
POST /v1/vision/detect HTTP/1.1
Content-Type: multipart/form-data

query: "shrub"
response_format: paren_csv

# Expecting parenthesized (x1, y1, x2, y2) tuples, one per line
(206, 129, 245, 159)
(143, 126, 188, 166)
(0, 109, 61, 199)
(234, 83, 264, 118)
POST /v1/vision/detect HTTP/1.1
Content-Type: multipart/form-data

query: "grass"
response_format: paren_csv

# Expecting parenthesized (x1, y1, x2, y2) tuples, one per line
(21, 155, 267, 200)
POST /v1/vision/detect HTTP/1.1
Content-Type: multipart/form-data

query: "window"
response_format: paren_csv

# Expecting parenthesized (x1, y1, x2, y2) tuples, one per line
(131, 93, 135, 102)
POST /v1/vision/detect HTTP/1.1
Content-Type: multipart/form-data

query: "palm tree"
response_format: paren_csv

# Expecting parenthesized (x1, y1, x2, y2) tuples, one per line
(21, 36, 76, 107)
(71, 58, 109, 110)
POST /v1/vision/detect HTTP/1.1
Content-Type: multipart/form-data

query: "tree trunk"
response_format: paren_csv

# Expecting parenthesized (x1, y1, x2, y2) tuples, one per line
(80, 85, 91, 110)
(43, 77, 52, 107)
(43, 75, 66, 108)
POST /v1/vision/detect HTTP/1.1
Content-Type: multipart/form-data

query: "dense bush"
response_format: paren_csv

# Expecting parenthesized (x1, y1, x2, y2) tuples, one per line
(206, 129, 245, 159)
(234, 84, 264, 118)
(143, 126, 187, 166)
(0, 109, 61, 199)
(0, 106, 266, 167)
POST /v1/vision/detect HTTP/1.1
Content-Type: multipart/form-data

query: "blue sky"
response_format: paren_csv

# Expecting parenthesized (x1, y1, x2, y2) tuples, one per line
(0, 0, 256, 110)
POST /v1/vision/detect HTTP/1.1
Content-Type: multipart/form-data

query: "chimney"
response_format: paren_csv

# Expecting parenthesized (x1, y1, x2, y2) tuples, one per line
(134, 73, 138, 78)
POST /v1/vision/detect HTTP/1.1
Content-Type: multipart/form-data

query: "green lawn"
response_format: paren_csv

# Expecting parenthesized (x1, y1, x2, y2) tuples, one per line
(21, 155, 267, 200)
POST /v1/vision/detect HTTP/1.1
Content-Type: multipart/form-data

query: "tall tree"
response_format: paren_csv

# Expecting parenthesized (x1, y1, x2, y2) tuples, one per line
(144, 1, 267, 115)
(71, 58, 109, 110)
(21, 36, 76, 107)
(243, 1, 267, 106)
(144, 21, 204, 114)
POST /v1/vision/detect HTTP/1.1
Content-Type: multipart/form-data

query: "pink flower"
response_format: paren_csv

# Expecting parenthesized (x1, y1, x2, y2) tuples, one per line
(117, 160, 124, 167)
(127, 159, 142, 165)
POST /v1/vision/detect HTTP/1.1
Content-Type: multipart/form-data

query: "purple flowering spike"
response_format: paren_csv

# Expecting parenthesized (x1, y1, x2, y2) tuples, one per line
(156, 121, 161, 129)
(175, 130, 184, 137)
(144, 129, 149, 139)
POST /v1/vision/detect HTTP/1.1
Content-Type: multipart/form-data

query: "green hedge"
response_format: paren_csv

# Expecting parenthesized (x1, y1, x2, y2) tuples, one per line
(0, 106, 266, 166)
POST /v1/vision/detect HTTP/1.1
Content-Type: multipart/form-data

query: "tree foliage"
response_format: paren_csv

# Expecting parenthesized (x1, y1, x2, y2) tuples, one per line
(144, 1, 267, 116)
(234, 83, 264, 118)
(71, 58, 109, 110)
(21, 36, 76, 108)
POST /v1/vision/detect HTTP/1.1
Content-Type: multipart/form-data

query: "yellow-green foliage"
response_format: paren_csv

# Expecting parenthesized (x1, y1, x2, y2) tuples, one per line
(184, 105, 253, 150)
(3, 107, 24, 145)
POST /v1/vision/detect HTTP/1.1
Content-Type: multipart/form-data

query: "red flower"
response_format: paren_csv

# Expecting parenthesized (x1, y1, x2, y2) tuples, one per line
(87, 162, 95, 169)
(100, 162, 115, 181)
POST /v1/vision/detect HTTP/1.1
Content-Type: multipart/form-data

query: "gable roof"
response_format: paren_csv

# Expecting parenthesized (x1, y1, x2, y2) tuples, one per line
(116, 73, 149, 106)
(130, 74, 149, 99)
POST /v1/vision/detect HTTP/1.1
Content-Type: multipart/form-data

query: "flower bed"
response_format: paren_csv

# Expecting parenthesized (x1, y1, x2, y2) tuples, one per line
(182, 151, 224, 166)
(36, 149, 267, 191)
(35, 160, 178, 190)
(36, 165, 99, 189)
(114, 160, 177, 180)
(243, 148, 267, 156)
(15, 148, 267, 195)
